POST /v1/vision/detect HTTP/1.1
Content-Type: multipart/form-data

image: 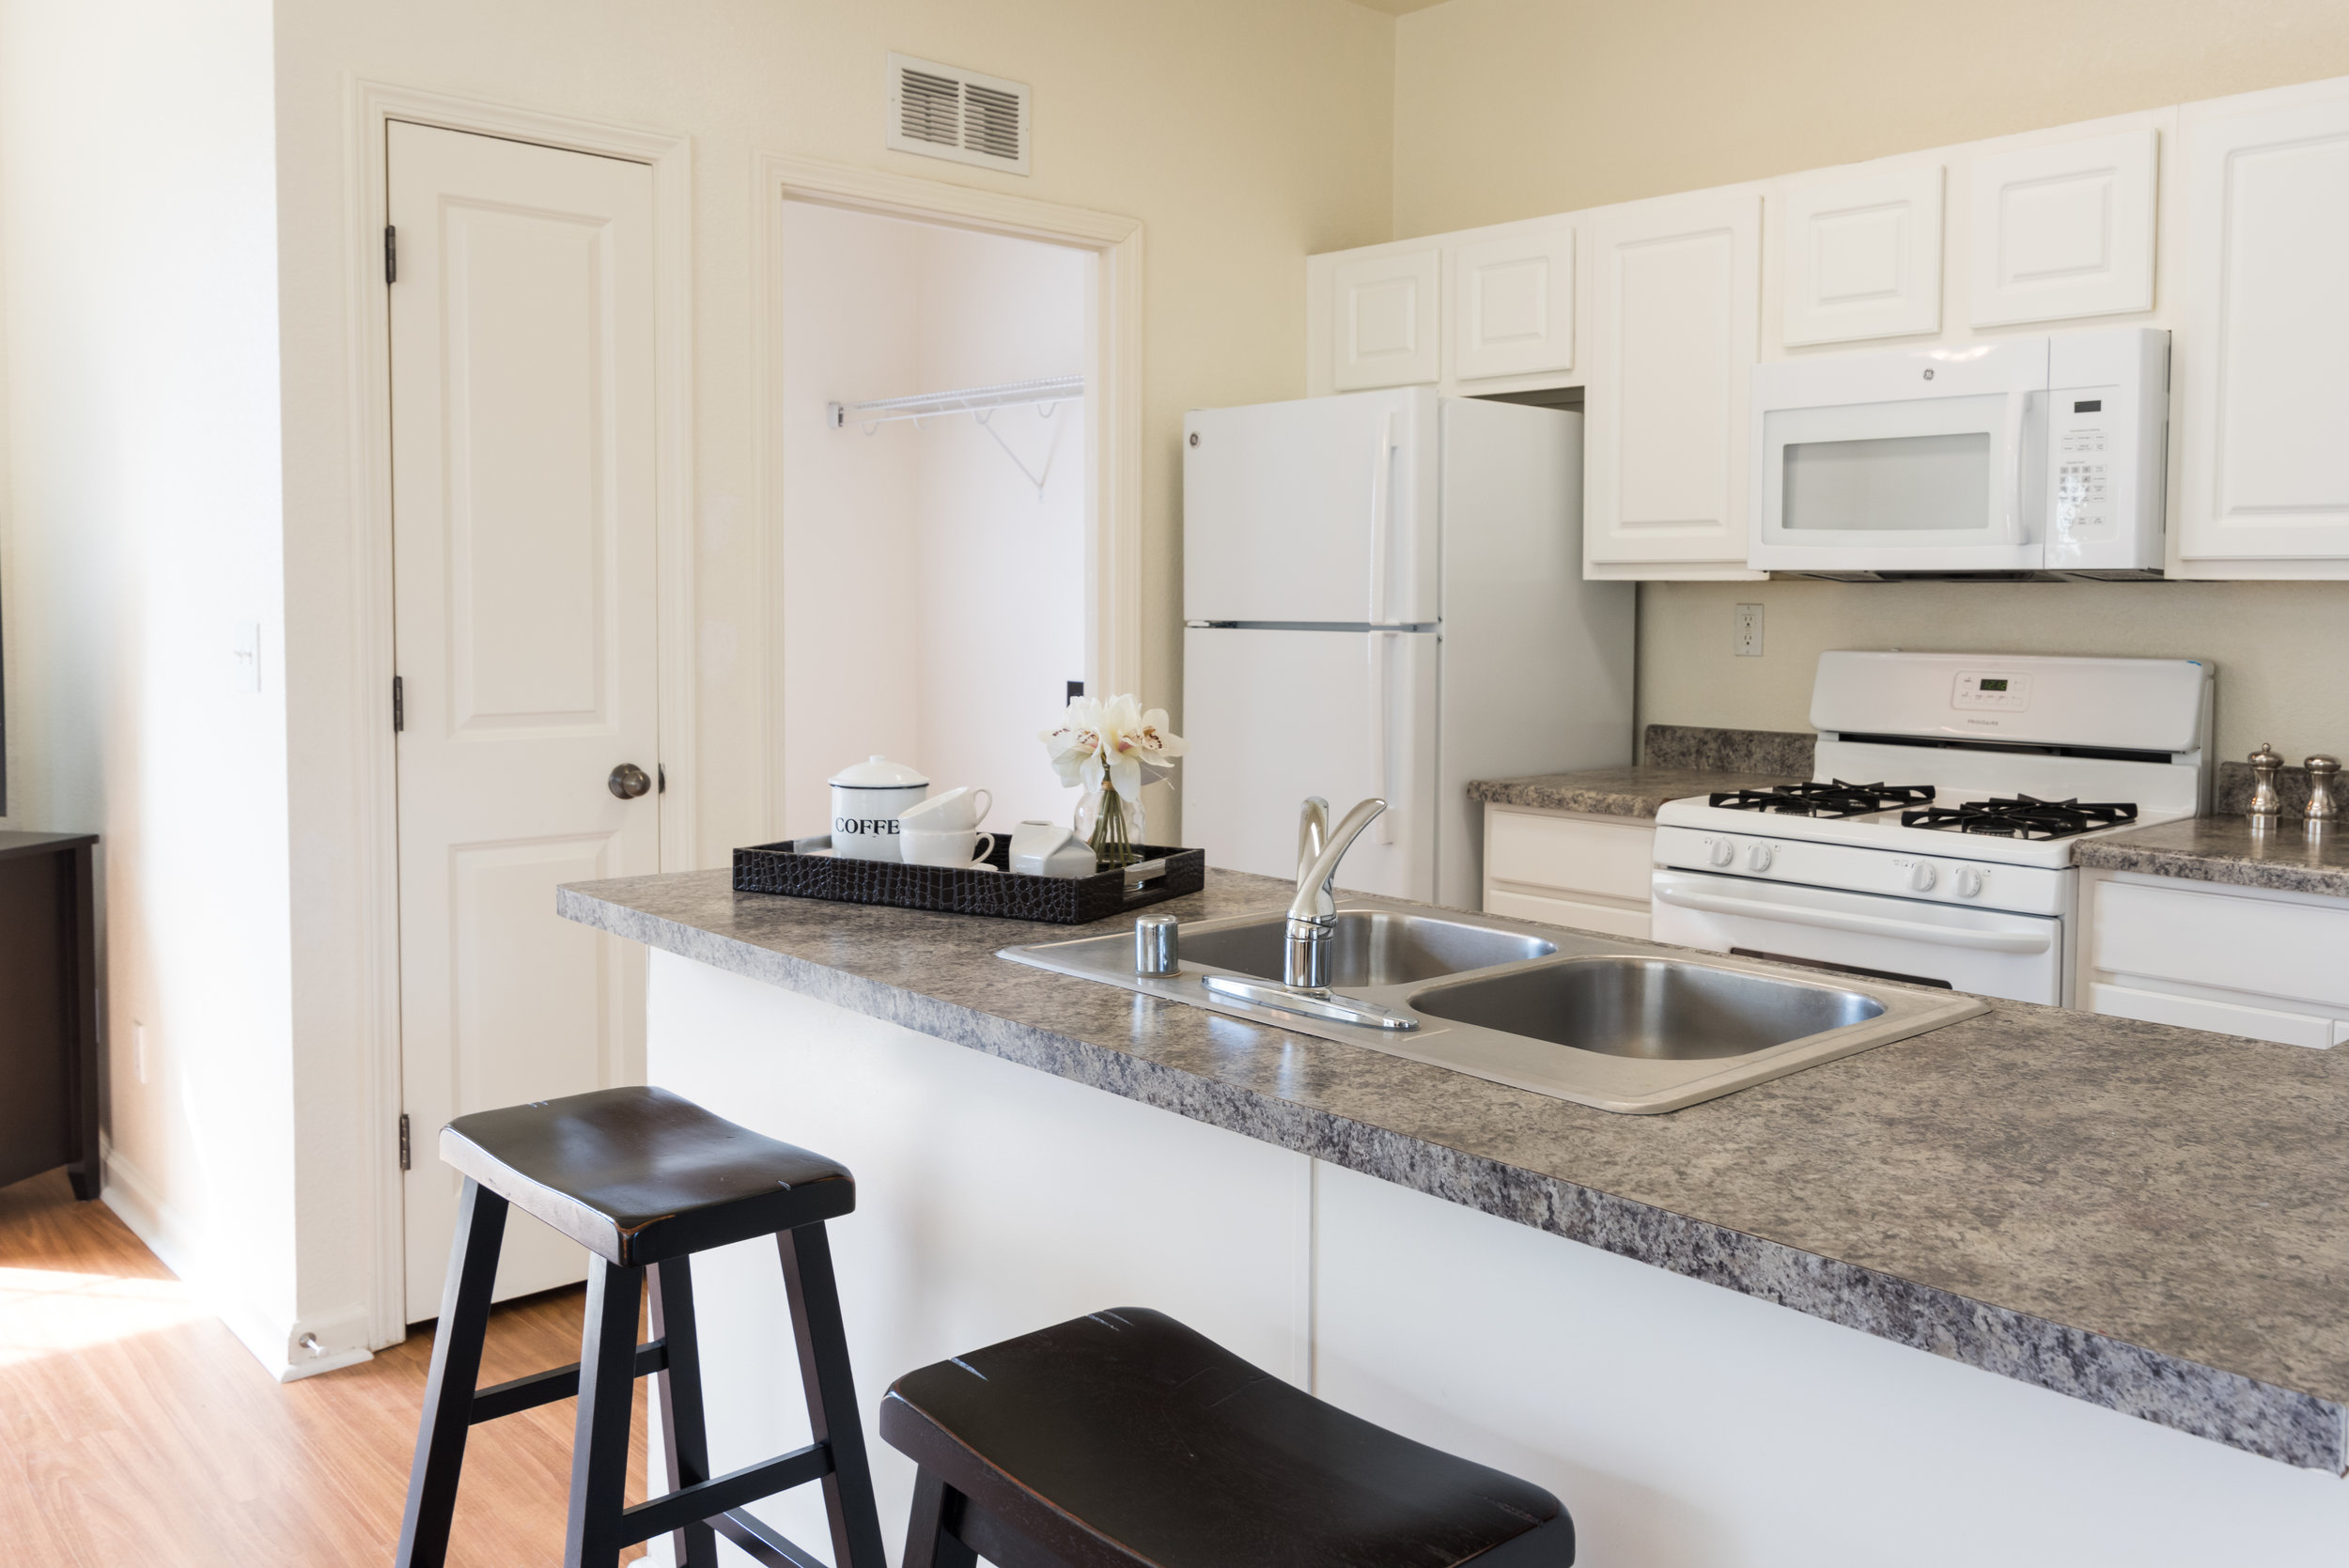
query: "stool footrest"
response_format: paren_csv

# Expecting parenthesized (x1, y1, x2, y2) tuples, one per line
(468, 1337, 670, 1425)
(712, 1506, 832, 1568)
(618, 1440, 832, 1549)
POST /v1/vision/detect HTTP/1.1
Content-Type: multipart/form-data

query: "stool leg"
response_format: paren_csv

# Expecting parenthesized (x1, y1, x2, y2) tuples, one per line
(395, 1179, 509, 1568)
(901, 1468, 980, 1568)
(647, 1256, 719, 1568)
(777, 1223, 888, 1568)
(565, 1256, 645, 1568)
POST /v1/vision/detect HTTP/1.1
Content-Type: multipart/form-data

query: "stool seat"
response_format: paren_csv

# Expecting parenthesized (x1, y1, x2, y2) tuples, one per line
(441, 1086, 853, 1267)
(880, 1307, 1574, 1568)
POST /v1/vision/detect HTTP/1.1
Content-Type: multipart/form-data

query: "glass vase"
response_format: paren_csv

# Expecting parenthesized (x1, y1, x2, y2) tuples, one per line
(1074, 786, 1146, 870)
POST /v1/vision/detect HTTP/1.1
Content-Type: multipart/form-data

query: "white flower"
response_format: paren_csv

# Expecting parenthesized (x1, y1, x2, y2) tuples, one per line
(1039, 694, 1186, 800)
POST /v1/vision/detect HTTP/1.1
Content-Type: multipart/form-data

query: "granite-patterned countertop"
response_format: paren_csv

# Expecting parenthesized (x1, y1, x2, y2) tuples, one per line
(1469, 722, 1815, 818)
(563, 868, 2349, 1470)
(2076, 815, 2349, 899)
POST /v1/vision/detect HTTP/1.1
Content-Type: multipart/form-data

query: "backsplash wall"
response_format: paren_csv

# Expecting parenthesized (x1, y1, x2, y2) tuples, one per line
(1638, 579, 2345, 765)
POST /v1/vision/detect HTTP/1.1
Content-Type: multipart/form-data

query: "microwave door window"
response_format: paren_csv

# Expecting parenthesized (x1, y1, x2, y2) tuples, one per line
(1781, 431, 1993, 532)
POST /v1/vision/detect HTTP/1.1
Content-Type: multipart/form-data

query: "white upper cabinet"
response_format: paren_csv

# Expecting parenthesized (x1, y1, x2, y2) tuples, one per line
(1781, 164, 1943, 345)
(1968, 128, 2157, 328)
(1448, 219, 1576, 381)
(1585, 188, 1765, 578)
(1330, 247, 1441, 391)
(2177, 85, 2349, 565)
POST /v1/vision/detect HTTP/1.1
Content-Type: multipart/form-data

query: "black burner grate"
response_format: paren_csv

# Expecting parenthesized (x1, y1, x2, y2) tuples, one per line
(1708, 780, 1937, 818)
(1900, 795, 2139, 840)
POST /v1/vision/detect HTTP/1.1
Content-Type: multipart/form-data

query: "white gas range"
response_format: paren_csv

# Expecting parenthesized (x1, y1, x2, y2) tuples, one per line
(1651, 651, 2215, 1005)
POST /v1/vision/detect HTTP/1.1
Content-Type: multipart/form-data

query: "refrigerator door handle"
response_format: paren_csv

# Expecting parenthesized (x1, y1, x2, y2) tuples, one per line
(1367, 410, 1397, 624)
(1370, 630, 1397, 845)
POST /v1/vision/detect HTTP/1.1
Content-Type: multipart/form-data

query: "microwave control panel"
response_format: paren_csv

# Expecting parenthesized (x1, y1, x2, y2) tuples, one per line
(2048, 391, 2117, 543)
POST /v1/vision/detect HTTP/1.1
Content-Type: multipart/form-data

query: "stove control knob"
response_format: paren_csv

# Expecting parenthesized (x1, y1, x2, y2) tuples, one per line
(1908, 861, 1939, 893)
(1954, 867, 1984, 899)
(1746, 843, 1775, 873)
(1708, 838, 1736, 868)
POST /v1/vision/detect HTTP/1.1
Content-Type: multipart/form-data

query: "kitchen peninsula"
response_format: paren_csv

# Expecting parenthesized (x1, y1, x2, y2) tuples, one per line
(560, 869, 2349, 1564)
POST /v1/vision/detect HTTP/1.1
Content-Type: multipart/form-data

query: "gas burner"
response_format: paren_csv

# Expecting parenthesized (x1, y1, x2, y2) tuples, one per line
(1707, 780, 1937, 818)
(1900, 795, 2139, 841)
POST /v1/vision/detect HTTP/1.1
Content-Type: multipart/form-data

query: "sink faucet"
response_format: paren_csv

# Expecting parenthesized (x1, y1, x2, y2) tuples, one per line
(1198, 794, 1414, 1032)
(1284, 797, 1386, 990)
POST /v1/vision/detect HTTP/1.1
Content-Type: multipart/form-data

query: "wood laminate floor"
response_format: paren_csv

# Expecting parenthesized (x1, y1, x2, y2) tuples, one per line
(0, 1167, 648, 1565)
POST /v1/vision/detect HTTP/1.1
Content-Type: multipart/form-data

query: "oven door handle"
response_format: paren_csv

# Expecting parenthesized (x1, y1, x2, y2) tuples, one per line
(1651, 879, 2054, 954)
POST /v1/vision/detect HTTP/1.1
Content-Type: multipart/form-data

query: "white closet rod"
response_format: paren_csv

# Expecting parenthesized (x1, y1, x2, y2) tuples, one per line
(826, 375, 1084, 431)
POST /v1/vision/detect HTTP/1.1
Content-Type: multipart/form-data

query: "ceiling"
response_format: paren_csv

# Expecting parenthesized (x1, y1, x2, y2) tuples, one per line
(1345, 0, 1455, 14)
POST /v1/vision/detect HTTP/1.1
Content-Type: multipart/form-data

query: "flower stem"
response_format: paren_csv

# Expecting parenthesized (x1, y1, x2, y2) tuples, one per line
(1089, 784, 1138, 869)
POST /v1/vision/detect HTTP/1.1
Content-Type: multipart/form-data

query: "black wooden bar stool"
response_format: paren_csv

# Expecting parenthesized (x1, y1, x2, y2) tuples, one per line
(880, 1306, 1576, 1568)
(394, 1085, 887, 1568)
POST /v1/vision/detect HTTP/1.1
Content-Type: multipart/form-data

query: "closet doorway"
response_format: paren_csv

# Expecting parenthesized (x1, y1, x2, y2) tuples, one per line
(775, 201, 1096, 838)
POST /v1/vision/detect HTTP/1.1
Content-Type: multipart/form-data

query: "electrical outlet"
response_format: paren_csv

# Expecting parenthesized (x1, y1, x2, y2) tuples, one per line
(133, 1021, 148, 1085)
(1735, 603, 1764, 658)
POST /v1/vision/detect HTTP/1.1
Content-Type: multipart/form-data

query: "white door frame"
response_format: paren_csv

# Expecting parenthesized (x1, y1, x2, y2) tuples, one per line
(344, 80, 695, 1348)
(753, 152, 1145, 833)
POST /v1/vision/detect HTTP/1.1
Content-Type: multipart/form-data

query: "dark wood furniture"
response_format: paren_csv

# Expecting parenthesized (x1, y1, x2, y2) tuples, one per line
(880, 1307, 1578, 1568)
(394, 1085, 888, 1568)
(0, 831, 101, 1199)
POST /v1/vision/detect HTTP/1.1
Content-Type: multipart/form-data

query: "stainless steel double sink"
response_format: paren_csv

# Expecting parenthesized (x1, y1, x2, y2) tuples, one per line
(1002, 901, 1987, 1113)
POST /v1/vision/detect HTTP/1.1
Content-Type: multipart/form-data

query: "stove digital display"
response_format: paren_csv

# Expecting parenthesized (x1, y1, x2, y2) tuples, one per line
(1978, 678, 2010, 691)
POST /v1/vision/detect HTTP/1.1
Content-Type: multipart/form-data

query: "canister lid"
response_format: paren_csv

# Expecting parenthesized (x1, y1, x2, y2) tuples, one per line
(830, 754, 929, 788)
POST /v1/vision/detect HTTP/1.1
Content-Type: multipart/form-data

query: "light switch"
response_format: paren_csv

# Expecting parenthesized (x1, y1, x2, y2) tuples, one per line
(232, 622, 261, 692)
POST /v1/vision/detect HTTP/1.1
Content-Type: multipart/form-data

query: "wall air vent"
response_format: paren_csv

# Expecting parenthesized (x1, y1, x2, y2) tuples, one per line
(886, 53, 1031, 176)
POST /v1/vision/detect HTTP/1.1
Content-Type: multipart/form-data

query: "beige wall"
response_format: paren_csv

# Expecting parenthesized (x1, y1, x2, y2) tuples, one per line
(1393, 0, 2349, 763)
(266, 0, 1394, 1359)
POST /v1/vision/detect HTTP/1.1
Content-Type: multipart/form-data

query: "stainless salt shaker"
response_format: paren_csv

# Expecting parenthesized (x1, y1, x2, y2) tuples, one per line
(2247, 742, 2285, 821)
(1135, 912, 1180, 977)
(2305, 754, 2341, 827)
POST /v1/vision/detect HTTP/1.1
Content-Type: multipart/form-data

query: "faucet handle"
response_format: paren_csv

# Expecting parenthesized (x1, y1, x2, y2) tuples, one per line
(1296, 797, 1329, 886)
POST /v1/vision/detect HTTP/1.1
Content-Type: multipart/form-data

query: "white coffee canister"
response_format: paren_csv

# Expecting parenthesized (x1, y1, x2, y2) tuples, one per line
(829, 755, 928, 861)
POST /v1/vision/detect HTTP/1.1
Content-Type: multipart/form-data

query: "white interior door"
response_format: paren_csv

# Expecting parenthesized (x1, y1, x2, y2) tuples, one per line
(1180, 627, 1436, 897)
(390, 121, 661, 1320)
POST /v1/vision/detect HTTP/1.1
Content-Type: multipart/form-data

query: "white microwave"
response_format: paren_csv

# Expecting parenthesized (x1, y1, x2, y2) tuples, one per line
(1749, 327, 2168, 578)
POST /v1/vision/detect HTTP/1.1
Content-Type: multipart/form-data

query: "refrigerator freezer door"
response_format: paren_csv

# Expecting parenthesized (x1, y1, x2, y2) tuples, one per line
(1183, 388, 1439, 626)
(1182, 627, 1438, 899)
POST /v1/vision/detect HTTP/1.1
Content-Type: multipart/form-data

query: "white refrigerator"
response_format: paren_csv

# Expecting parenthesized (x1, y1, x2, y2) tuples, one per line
(1182, 388, 1636, 909)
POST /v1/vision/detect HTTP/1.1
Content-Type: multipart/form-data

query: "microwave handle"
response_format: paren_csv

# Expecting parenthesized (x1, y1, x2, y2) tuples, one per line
(1652, 877, 2053, 954)
(1996, 390, 2030, 545)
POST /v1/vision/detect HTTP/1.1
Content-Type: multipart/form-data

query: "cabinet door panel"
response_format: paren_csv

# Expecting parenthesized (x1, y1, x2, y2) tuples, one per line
(2088, 982, 2337, 1049)
(2093, 879, 2349, 1009)
(2180, 91, 2349, 560)
(1332, 248, 1440, 391)
(1969, 129, 2157, 327)
(1452, 223, 1575, 380)
(1485, 809, 1654, 902)
(1586, 190, 1762, 572)
(1782, 164, 1943, 346)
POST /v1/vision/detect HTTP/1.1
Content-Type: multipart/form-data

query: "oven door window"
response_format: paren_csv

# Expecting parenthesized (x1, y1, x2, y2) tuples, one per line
(1762, 392, 2019, 548)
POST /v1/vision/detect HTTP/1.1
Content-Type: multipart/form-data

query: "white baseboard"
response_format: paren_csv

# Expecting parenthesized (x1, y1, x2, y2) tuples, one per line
(99, 1135, 376, 1383)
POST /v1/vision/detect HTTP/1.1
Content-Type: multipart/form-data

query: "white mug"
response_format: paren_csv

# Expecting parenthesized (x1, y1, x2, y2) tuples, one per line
(901, 828, 997, 869)
(829, 755, 928, 862)
(897, 786, 992, 833)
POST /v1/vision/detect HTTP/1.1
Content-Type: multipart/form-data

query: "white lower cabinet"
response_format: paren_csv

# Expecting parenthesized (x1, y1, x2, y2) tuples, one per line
(1482, 803, 1654, 938)
(2083, 872, 2349, 1046)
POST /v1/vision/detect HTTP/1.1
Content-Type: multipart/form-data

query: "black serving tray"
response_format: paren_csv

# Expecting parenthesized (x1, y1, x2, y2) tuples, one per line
(732, 834, 1205, 924)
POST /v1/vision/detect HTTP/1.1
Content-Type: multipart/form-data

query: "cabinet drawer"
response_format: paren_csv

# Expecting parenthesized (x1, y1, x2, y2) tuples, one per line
(2089, 982, 2345, 1049)
(2094, 880, 2349, 1011)
(1486, 885, 1651, 940)
(1486, 809, 1655, 903)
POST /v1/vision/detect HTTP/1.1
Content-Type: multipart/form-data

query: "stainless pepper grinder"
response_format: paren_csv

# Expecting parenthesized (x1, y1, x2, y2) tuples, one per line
(2247, 742, 2285, 822)
(2306, 754, 2341, 829)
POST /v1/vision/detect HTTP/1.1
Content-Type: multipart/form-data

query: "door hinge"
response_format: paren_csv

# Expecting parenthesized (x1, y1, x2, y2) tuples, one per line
(392, 675, 404, 732)
(384, 224, 397, 285)
(398, 1111, 412, 1171)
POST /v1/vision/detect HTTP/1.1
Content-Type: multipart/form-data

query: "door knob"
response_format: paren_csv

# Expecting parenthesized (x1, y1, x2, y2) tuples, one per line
(608, 763, 652, 800)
